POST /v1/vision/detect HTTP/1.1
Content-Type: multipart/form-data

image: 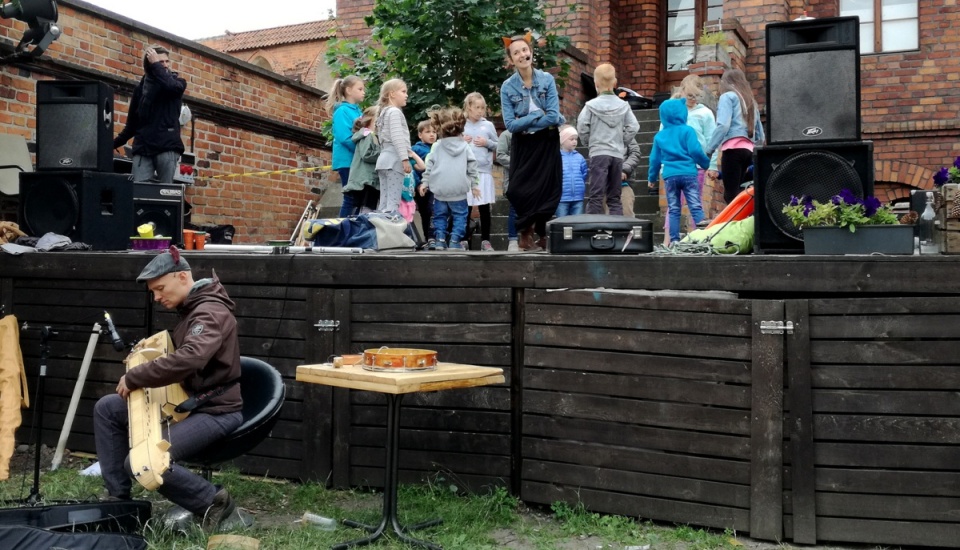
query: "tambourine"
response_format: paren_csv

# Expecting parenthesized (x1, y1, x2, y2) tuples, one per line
(362, 347, 437, 372)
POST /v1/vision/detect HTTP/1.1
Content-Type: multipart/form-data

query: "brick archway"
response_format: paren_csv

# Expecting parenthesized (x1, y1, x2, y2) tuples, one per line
(874, 159, 936, 203)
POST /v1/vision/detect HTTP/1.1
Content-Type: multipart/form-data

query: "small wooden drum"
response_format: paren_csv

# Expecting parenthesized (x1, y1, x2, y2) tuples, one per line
(362, 347, 438, 372)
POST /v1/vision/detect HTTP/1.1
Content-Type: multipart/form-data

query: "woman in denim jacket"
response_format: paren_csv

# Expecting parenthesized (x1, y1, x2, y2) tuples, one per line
(705, 69, 765, 204)
(500, 34, 564, 251)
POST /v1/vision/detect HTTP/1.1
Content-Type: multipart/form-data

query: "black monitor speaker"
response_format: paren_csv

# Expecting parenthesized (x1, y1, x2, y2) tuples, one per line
(36, 80, 115, 172)
(754, 141, 874, 254)
(19, 171, 133, 250)
(133, 182, 184, 245)
(766, 16, 860, 144)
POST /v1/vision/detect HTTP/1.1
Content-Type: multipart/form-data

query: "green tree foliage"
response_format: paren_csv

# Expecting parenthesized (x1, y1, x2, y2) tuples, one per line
(325, 0, 574, 127)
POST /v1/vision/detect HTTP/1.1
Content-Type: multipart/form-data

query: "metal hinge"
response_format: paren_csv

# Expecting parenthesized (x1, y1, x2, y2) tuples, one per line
(314, 320, 340, 332)
(760, 320, 794, 334)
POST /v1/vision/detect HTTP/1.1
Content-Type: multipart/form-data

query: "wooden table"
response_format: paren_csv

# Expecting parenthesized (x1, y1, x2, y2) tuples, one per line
(296, 362, 505, 550)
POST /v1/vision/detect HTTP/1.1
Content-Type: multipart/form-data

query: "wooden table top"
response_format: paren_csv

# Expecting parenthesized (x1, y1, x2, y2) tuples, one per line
(296, 362, 505, 395)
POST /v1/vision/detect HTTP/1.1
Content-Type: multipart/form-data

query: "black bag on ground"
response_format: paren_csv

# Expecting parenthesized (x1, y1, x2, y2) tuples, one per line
(0, 525, 147, 549)
(547, 214, 653, 254)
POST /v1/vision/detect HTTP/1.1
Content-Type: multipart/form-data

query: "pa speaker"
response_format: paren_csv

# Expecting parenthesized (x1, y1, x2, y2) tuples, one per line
(133, 182, 184, 244)
(19, 171, 133, 250)
(36, 80, 115, 172)
(754, 141, 874, 254)
(766, 16, 860, 144)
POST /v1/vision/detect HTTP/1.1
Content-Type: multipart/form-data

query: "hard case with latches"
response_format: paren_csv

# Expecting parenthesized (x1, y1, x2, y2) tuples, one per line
(547, 214, 653, 254)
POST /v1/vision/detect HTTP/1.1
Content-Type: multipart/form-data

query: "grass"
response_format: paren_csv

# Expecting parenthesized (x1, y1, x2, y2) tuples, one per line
(1, 460, 742, 549)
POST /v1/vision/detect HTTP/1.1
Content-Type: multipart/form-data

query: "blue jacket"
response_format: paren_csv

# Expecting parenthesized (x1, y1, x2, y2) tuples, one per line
(560, 149, 588, 202)
(705, 91, 765, 156)
(500, 69, 565, 134)
(331, 102, 362, 170)
(410, 141, 432, 185)
(648, 99, 711, 182)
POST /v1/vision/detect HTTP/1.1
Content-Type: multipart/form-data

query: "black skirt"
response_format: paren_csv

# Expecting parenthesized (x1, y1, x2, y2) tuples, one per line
(505, 127, 562, 231)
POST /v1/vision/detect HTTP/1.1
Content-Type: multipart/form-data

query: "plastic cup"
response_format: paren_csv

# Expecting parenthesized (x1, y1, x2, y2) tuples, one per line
(194, 232, 207, 250)
(182, 229, 196, 250)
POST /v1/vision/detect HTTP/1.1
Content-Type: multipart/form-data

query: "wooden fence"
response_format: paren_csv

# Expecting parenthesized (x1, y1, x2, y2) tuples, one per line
(3, 253, 960, 547)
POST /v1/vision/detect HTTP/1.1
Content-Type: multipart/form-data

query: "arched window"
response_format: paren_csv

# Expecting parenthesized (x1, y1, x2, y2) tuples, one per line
(250, 56, 273, 71)
(665, 0, 723, 73)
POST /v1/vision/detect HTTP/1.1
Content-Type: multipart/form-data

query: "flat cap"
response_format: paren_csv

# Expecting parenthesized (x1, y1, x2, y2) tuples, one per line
(136, 246, 191, 282)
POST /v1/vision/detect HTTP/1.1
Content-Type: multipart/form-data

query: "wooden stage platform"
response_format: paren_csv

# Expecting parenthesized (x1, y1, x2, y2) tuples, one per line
(3, 250, 960, 547)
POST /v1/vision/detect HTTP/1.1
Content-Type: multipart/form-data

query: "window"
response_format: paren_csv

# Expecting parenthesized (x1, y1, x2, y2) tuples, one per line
(666, 0, 723, 72)
(840, 0, 918, 54)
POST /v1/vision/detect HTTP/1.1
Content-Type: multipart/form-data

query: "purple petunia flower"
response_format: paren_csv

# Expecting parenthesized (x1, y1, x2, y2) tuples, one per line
(802, 195, 815, 216)
(934, 167, 949, 187)
(954, 156, 960, 171)
(789, 195, 800, 206)
(863, 196, 881, 218)
(838, 188, 860, 205)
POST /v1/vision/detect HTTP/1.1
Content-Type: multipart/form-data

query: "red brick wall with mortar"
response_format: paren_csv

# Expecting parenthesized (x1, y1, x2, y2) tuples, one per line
(0, 1, 335, 242)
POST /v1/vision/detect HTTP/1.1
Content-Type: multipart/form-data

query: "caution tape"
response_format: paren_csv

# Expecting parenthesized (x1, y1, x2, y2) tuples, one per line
(201, 165, 332, 181)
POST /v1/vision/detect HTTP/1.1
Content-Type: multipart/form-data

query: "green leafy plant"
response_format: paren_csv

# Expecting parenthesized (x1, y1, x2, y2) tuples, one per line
(782, 189, 900, 232)
(698, 26, 726, 46)
(324, 0, 575, 128)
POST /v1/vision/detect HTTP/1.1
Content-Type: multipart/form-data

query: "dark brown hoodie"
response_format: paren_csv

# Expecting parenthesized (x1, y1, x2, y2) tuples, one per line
(125, 275, 242, 414)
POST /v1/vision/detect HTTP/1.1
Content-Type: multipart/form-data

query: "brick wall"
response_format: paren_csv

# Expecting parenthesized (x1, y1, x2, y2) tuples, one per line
(0, 0, 336, 242)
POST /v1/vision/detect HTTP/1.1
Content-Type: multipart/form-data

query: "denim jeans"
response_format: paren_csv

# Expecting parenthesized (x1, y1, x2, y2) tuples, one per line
(132, 151, 178, 183)
(432, 199, 469, 245)
(555, 200, 584, 218)
(665, 174, 705, 243)
(337, 167, 355, 217)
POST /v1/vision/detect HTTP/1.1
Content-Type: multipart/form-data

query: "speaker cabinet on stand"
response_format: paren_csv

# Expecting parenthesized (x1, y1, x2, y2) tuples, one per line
(36, 81, 115, 172)
(754, 141, 874, 254)
(18, 171, 133, 250)
(133, 182, 185, 246)
(766, 16, 860, 144)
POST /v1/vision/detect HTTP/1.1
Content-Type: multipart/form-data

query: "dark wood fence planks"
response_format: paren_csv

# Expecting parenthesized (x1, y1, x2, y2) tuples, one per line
(521, 289, 753, 532)
(800, 296, 960, 546)
(8, 253, 960, 548)
(342, 287, 513, 492)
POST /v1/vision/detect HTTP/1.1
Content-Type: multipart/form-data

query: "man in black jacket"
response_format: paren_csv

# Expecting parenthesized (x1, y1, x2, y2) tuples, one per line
(114, 45, 186, 183)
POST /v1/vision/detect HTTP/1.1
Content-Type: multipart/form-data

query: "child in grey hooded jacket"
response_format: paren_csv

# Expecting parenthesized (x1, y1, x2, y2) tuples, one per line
(418, 106, 480, 250)
(577, 63, 640, 215)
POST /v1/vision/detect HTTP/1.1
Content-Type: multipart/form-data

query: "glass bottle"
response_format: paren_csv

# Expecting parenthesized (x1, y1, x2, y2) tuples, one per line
(919, 191, 938, 254)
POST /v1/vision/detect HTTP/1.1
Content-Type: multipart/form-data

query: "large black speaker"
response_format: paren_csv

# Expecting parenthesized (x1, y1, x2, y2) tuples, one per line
(766, 16, 860, 144)
(19, 171, 133, 250)
(36, 80, 115, 172)
(754, 141, 874, 254)
(133, 182, 184, 244)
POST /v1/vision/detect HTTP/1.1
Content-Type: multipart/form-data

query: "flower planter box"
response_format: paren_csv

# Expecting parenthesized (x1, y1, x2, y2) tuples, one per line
(802, 225, 914, 255)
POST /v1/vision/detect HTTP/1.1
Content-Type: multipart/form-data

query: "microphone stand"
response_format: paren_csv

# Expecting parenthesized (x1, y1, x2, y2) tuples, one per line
(26, 326, 57, 505)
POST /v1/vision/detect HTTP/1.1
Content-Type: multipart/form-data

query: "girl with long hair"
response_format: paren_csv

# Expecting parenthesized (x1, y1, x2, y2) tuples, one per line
(326, 76, 366, 216)
(705, 69, 765, 204)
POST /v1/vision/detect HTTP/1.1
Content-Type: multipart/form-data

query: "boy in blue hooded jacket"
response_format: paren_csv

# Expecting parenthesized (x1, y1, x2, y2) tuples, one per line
(648, 99, 711, 244)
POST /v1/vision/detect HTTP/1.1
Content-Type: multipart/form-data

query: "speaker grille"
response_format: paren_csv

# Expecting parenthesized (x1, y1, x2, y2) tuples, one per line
(21, 176, 80, 236)
(764, 150, 864, 240)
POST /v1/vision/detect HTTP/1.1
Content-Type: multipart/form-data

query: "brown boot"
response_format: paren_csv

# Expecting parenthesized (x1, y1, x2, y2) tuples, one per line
(201, 487, 238, 534)
(518, 226, 536, 250)
(536, 235, 547, 251)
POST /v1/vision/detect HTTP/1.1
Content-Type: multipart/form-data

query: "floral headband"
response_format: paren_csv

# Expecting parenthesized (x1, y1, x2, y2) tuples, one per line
(502, 32, 533, 49)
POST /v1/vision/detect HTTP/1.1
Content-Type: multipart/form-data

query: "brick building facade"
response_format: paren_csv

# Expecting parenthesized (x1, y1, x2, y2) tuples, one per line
(336, 0, 960, 204)
(0, 0, 336, 242)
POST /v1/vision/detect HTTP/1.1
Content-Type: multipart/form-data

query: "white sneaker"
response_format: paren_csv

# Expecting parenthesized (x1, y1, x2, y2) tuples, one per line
(507, 240, 520, 252)
(481, 240, 494, 252)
